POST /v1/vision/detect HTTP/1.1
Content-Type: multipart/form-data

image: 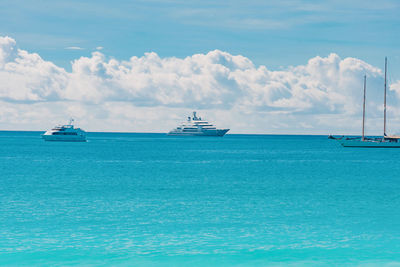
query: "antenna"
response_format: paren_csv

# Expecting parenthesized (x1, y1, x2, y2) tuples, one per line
(384, 57, 387, 136)
(69, 118, 74, 125)
(362, 75, 366, 141)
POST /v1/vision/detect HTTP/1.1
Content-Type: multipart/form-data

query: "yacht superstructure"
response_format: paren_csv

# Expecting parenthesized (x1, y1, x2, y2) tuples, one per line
(168, 112, 229, 136)
(42, 119, 86, 142)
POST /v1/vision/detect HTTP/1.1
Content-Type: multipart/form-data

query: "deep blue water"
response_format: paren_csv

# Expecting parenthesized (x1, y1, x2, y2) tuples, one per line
(0, 131, 399, 266)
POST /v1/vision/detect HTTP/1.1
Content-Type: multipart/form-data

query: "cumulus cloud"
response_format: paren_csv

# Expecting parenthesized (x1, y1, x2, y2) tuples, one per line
(0, 37, 68, 103)
(0, 36, 397, 134)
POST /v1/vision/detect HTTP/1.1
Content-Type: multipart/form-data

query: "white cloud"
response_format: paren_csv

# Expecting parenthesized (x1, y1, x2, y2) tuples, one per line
(65, 46, 84, 50)
(0, 36, 397, 134)
(390, 80, 400, 95)
(0, 37, 68, 103)
(0, 36, 18, 66)
(96, 46, 104, 50)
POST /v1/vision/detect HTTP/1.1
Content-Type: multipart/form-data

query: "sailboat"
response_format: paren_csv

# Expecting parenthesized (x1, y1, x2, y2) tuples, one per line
(338, 57, 400, 147)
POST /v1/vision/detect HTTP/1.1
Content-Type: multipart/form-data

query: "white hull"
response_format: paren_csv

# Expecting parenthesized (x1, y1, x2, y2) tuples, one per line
(168, 129, 229, 136)
(339, 139, 400, 147)
(42, 132, 86, 142)
(42, 134, 86, 142)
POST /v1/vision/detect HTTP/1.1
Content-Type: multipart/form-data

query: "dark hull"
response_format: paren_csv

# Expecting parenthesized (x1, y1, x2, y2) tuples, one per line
(339, 139, 400, 147)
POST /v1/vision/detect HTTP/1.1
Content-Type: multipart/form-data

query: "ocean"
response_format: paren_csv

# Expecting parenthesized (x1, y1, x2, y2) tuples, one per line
(0, 131, 399, 266)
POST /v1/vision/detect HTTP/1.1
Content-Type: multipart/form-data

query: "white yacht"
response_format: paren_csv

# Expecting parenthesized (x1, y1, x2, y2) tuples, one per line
(168, 111, 229, 136)
(42, 119, 87, 142)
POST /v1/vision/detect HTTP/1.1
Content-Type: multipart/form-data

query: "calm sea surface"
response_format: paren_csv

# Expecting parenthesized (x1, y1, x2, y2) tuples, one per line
(0, 132, 399, 266)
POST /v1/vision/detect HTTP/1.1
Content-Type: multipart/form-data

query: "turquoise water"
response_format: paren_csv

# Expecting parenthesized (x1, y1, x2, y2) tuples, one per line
(0, 132, 399, 266)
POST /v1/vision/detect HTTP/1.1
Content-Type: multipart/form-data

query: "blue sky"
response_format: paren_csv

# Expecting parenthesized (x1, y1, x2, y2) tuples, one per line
(1, 0, 399, 74)
(0, 0, 400, 133)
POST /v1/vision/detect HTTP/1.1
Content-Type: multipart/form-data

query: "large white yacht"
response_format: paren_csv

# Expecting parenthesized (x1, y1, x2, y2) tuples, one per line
(168, 111, 229, 136)
(42, 119, 86, 142)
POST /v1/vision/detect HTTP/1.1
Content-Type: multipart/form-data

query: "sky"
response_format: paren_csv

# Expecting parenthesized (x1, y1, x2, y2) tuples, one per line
(0, 0, 400, 134)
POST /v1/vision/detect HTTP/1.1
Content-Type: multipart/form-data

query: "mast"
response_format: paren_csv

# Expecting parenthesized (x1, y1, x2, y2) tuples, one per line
(384, 57, 387, 136)
(362, 75, 366, 141)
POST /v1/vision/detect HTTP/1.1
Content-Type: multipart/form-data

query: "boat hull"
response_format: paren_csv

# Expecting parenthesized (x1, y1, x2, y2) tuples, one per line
(339, 139, 400, 147)
(42, 134, 86, 142)
(168, 129, 229, 137)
